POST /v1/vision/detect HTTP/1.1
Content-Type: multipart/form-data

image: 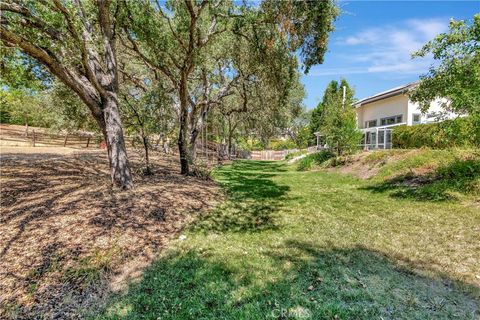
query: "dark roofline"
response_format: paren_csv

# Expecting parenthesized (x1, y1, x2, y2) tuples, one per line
(354, 81, 419, 107)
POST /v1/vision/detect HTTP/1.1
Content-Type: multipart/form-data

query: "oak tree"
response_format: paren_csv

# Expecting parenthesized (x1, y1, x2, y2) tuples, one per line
(1, 0, 133, 189)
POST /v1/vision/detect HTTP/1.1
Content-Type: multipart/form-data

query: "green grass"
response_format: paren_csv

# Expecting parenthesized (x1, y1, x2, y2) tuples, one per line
(359, 149, 480, 201)
(93, 159, 480, 320)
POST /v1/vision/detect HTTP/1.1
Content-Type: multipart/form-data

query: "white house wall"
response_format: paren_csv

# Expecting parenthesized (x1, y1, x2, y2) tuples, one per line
(408, 98, 457, 124)
(355, 95, 409, 129)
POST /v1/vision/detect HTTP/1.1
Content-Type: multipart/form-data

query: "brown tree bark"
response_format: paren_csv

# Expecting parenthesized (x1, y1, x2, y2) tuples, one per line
(227, 117, 233, 159)
(102, 96, 133, 188)
(178, 73, 190, 175)
(142, 135, 151, 175)
(188, 129, 199, 163)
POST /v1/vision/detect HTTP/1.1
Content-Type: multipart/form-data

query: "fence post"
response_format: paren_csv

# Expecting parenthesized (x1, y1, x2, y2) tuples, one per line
(63, 133, 68, 147)
(32, 130, 36, 147)
(86, 136, 90, 148)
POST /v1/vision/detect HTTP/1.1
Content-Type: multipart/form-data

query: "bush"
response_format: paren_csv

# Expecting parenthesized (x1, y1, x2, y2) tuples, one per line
(269, 139, 298, 151)
(436, 158, 480, 194)
(296, 150, 335, 171)
(189, 162, 213, 180)
(392, 116, 480, 149)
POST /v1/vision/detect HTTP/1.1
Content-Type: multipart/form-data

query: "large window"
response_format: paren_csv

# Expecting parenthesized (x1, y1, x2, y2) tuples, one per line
(380, 115, 403, 126)
(365, 119, 377, 128)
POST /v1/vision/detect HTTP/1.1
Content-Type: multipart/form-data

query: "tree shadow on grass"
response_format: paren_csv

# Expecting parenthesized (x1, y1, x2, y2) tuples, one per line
(191, 161, 291, 233)
(95, 241, 479, 320)
(361, 159, 480, 201)
(0, 151, 219, 319)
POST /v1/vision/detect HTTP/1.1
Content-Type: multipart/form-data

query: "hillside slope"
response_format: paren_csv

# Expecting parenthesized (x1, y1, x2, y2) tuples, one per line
(296, 149, 480, 203)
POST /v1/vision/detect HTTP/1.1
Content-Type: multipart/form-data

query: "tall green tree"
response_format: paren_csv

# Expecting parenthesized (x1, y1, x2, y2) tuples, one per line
(124, 0, 338, 174)
(49, 82, 99, 133)
(122, 0, 238, 174)
(311, 79, 361, 155)
(1, 0, 133, 189)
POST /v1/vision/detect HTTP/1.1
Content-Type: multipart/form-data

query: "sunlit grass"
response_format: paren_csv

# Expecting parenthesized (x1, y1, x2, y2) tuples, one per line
(93, 159, 480, 319)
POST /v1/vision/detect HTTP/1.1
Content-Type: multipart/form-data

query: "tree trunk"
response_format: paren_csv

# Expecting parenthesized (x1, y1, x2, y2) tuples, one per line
(226, 117, 238, 159)
(188, 128, 199, 163)
(227, 133, 233, 159)
(178, 74, 190, 175)
(142, 134, 151, 175)
(101, 96, 134, 189)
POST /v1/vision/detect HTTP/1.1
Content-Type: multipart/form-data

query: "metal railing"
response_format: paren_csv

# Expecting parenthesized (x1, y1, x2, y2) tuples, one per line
(358, 122, 406, 150)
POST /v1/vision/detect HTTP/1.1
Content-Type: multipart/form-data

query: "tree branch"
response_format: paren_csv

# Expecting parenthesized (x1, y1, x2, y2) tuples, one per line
(0, 26, 102, 117)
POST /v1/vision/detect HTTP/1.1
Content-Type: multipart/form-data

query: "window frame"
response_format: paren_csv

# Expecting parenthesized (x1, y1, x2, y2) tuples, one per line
(365, 119, 378, 128)
(380, 114, 403, 126)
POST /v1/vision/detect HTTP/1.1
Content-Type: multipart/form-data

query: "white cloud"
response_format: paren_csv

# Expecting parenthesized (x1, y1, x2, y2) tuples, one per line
(332, 18, 448, 75)
(343, 30, 380, 45)
(308, 59, 431, 76)
(407, 18, 448, 40)
(308, 66, 370, 76)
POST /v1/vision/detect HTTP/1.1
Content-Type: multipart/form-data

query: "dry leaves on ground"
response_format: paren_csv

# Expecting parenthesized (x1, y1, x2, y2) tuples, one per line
(0, 148, 220, 319)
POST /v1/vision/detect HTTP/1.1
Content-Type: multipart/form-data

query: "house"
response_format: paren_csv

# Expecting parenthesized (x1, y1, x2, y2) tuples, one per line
(354, 82, 456, 149)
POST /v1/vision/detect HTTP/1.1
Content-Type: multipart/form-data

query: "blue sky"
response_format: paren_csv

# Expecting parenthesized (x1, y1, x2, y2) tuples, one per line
(301, 0, 480, 109)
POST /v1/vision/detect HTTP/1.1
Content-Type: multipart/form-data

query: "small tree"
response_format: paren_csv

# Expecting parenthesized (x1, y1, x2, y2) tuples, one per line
(120, 83, 176, 175)
(312, 79, 362, 155)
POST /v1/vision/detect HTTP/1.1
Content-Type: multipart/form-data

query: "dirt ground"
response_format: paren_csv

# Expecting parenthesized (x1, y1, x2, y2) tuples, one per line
(0, 147, 220, 319)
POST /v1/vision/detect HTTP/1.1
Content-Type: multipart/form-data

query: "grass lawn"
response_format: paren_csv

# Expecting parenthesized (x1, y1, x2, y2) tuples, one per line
(94, 159, 480, 319)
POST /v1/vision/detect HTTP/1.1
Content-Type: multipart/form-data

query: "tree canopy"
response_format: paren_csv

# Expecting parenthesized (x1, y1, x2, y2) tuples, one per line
(410, 14, 480, 116)
(310, 79, 361, 155)
(1, 0, 339, 182)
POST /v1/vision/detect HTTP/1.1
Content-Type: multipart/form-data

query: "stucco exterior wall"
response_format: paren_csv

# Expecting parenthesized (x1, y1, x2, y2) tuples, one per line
(355, 95, 409, 129)
(408, 98, 457, 124)
(355, 95, 457, 128)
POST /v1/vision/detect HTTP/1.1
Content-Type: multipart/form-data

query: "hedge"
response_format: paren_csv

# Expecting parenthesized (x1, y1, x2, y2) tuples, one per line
(392, 116, 480, 149)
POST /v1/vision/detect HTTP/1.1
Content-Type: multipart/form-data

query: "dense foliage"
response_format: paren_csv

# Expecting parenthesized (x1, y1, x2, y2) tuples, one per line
(296, 150, 335, 171)
(310, 79, 362, 155)
(410, 14, 480, 116)
(392, 116, 480, 149)
(1, 0, 339, 181)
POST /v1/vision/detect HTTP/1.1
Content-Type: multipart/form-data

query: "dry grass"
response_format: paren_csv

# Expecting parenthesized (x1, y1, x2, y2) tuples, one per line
(0, 147, 220, 319)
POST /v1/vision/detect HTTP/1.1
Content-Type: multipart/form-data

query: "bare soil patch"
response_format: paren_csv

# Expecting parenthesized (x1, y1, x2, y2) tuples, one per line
(327, 149, 418, 179)
(0, 147, 220, 319)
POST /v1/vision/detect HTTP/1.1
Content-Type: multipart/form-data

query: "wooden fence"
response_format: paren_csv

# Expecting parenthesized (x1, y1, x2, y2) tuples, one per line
(251, 150, 287, 161)
(249, 146, 319, 161)
(0, 124, 102, 149)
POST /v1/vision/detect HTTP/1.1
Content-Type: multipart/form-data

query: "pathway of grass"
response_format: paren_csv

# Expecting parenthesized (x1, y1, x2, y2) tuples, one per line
(94, 160, 479, 319)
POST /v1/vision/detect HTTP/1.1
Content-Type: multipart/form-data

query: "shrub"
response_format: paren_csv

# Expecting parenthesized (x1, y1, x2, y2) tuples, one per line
(269, 139, 298, 151)
(436, 158, 480, 194)
(189, 162, 213, 180)
(296, 155, 315, 171)
(392, 116, 480, 149)
(296, 150, 335, 171)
